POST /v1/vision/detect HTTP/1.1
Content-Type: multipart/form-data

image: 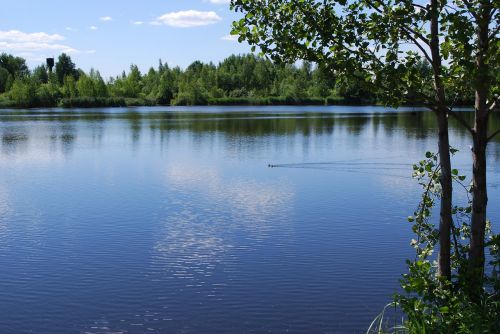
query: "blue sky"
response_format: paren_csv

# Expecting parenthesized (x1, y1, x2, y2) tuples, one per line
(0, 0, 250, 78)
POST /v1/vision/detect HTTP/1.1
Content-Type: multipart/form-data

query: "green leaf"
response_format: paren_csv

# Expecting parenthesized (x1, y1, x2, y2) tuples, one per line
(439, 306, 450, 313)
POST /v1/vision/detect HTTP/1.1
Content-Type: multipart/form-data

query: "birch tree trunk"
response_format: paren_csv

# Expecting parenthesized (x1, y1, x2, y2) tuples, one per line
(430, 0, 452, 280)
(468, 1, 492, 299)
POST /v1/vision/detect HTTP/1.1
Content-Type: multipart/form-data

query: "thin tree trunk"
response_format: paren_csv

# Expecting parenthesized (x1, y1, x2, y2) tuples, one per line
(468, 1, 491, 299)
(437, 109, 452, 280)
(469, 124, 488, 298)
(430, 0, 452, 280)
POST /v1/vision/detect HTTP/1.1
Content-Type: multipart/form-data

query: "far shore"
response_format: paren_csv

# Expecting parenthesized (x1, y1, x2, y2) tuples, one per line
(0, 96, 468, 110)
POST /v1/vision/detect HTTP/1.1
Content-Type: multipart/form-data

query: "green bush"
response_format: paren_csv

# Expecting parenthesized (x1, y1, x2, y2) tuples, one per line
(124, 97, 156, 107)
(378, 150, 500, 334)
(59, 97, 127, 108)
(207, 96, 329, 106)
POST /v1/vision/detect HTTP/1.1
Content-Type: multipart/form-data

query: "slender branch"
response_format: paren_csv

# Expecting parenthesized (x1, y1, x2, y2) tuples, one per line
(454, 179, 472, 204)
(487, 129, 500, 142)
(488, 25, 499, 41)
(461, 0, 480, 21)
(425, 102, 438, 112)
(450, 220, 463, 260)
(401, 25, 431, 47)
(366, 0, 431, 46)
(451, 174, 473, 261)
(447, 108, 474, 134)
(490, 8, 497, 21)
(444, 5, 459, 13)
(411, 91, 436, 110)
(403, 32, 433, 63)
(415, 165, 441, 246)
(363, 0, 434, 63)
(448, 93, 460, 111)
(411, 3, 428, 11)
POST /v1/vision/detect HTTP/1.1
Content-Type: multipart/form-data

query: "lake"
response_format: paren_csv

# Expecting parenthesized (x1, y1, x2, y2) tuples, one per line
(0, 106, 498, 333)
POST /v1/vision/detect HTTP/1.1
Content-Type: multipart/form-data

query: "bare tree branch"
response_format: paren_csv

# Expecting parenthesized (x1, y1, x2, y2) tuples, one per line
(461, 0, 480, 21)
(489, 25, 499, 41)
(489, 8, 497, 21)
(403, 33, 433, 63)
(411, 3, 428, 11)
(424, 102, 438, 112)
(487, 129, 500, 142)
(447, 108, 474, 134)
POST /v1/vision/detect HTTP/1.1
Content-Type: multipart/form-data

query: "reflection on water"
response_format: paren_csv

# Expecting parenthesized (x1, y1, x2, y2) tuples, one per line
(154, 164, 294, 287)
(1, 108, 499, 157)
(0, 186, 9, 237)
(0, 106, 498, 334)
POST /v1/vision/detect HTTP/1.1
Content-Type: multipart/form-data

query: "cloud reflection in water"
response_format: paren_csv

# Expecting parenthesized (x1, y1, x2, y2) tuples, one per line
(152, 162, 294, 289)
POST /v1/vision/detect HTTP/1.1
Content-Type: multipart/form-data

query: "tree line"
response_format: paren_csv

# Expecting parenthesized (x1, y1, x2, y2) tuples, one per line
(0, 52, 474, 109)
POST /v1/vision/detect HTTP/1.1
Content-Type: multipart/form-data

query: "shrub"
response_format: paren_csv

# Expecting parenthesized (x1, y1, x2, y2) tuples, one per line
(385, 150, 499, 333)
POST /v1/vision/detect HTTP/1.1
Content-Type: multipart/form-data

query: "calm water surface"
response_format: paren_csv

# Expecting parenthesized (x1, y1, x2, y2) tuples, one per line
(0, 106, 498, 333)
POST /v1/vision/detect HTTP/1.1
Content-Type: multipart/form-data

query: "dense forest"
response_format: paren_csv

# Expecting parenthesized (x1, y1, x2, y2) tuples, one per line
(0, 52, 473, 108)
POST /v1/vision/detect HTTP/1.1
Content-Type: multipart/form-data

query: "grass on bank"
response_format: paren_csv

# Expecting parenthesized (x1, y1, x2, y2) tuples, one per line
(0, 95, 383, 109)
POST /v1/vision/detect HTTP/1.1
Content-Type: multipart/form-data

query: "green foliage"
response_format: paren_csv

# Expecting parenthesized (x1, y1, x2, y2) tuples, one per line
(8, 78, 37, 107)
(62, 75, 78, 99)
(156, 68, 178, 105)
(0, 66, 10, 93)
(55, 53, 79, 85)
(58, 96, 155, 108)
(36, 82, 61, 107)
(229, 0, 496, 107)
(394, 150, 499, 333)
(208, 96, 329, 106)
(32, 65, 49, 85)
(76, 69, 108, 98)
(59, 97, 126, 108)
(0, 52, 476, 108)
(0, 53, 29, 79)
(111, 65, 143, 98)
(309, 65, 336, 98)
(76, 74, 95, 97)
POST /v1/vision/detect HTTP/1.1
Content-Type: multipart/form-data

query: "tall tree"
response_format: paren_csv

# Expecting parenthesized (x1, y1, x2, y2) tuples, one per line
(0, 67, 10, 93)
(0, 53, 29, 79)
(55, 53, 79, 85)
(89, 69, 108, 97)
(32, 65, 49, 85)
(230, 0, 499, 296)
(309, 65, 336, 98)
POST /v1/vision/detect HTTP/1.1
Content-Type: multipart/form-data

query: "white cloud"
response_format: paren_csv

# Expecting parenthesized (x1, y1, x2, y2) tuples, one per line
(0, 30, 65, 43)
(0, 41, 76, 53)
(89, 26, 98, 30)
(221, 34, 238, 41)
(155, 10, 222, 28)
(65, 27, 73, 31)
(0, 29, 92, 57)
(131, 20, 144, 25)
(99, 16, 113, 21)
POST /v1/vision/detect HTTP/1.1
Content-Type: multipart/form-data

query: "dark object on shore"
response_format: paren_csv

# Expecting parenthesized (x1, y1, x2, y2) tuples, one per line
(46, 58, 54, 74)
